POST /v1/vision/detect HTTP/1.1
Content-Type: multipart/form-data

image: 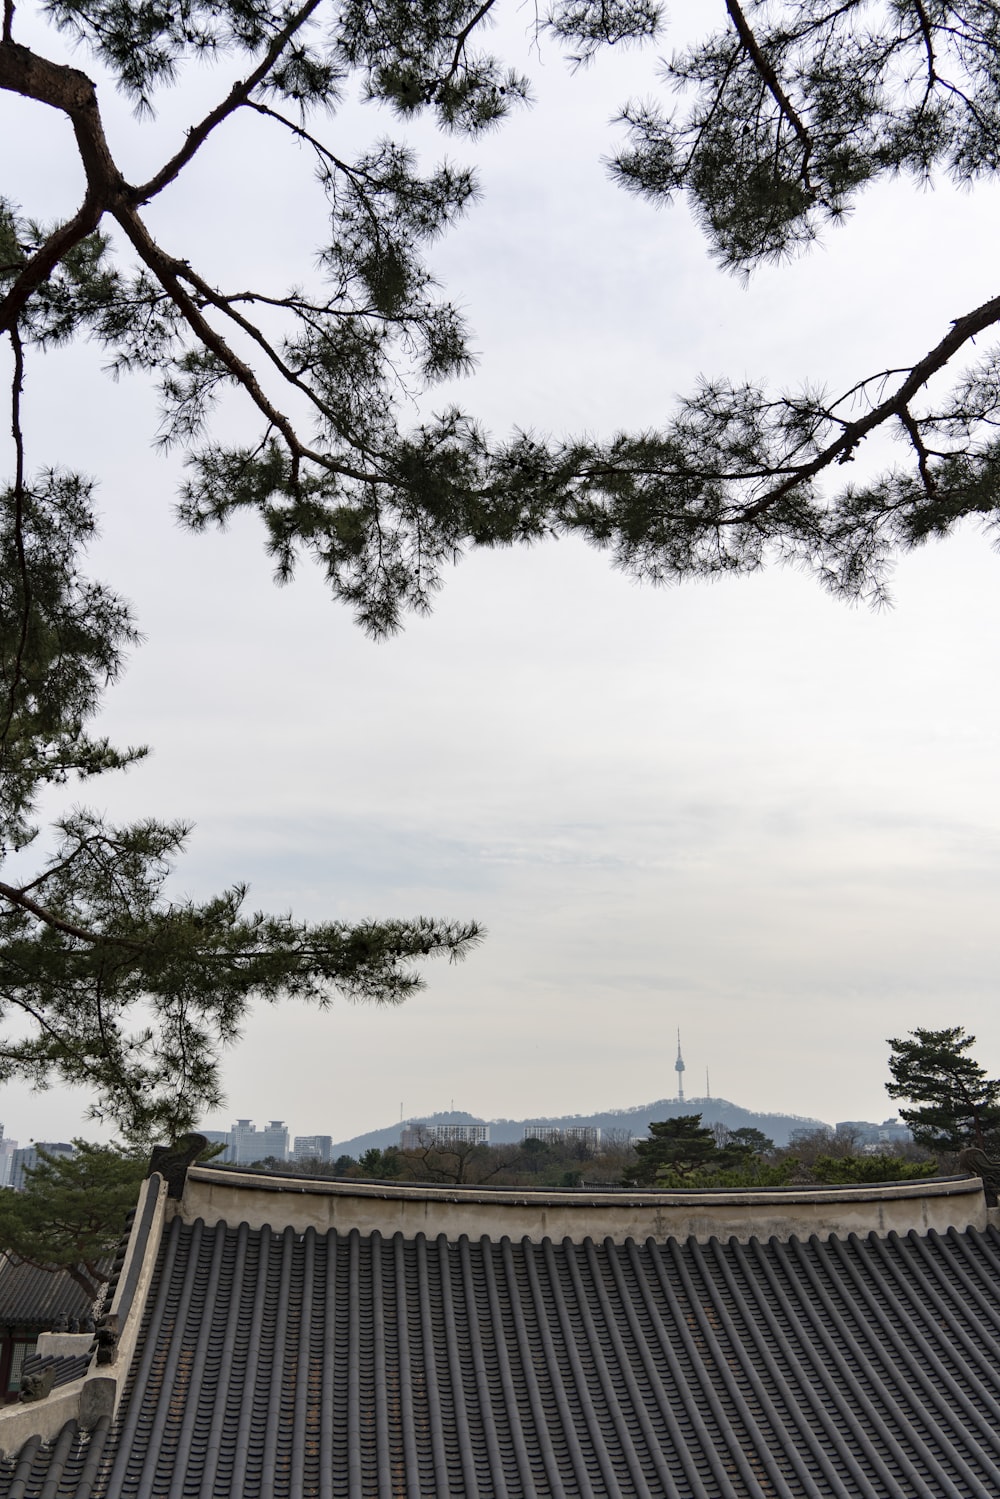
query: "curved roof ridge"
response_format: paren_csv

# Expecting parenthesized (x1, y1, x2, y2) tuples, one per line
(176, 1165, 990, 1246)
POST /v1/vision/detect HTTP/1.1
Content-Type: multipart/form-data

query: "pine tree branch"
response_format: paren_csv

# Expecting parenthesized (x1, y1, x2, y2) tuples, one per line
(443, 0, 499, 89)
(679, 47, 742, 177)
(736, 293, 1000, 520)
(241, 99, 384, 187)
(14, 829, 131, 898)
(724, 0, 813, 191)
(129, 0, 324, 205)
(2, 325, 29, 748)
(898, 406, 936, 497)
(0, 879, 142, 947)
(910, 0, 938, 98)
(112, 203, 389, 488)
(0, 41, 123, 334)
(0, 988, 86, 1068)
(174, 262, 360, 437)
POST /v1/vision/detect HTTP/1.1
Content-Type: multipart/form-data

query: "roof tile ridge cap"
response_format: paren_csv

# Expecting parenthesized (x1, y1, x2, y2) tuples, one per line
(649, 1178, 982, 1203)
(0, 1373, 89, 1422)
(181, 1170, 639, 1203)
(0, 1384, 87, 1459)
(177, 1169, 974, 1197)
(103, 1173, 167, 1328)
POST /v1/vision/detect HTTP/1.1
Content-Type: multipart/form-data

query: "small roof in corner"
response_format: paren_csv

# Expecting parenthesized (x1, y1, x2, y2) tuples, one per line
(0, 1257, 95, 1333)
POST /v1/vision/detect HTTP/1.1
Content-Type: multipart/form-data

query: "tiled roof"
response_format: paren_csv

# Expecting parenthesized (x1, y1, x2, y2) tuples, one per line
(0, 1259, 96, 1333)
(1, 1418, 110, 1499)
(7, 1215, 1000, 1497)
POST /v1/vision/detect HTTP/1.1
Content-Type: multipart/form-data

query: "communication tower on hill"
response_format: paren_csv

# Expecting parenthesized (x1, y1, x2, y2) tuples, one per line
(675, 1030, 686, 1103)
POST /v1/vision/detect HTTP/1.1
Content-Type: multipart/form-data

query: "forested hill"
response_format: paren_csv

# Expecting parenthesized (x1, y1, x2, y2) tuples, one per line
(329, 1098, 828, 1161)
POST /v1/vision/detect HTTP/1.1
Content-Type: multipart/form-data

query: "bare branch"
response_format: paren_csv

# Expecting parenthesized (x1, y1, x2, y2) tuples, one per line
(244, 97, 351, 172)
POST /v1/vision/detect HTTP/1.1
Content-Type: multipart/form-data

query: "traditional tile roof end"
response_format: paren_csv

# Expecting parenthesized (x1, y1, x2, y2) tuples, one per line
(0, 1171, 168, 1459)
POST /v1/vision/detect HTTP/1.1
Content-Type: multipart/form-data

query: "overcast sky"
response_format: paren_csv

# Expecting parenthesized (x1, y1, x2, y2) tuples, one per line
(4, 1, 1000, 1148)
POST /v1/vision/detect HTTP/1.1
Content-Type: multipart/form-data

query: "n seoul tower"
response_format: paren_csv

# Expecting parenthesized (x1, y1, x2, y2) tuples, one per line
(675, 1029, 686, 1103)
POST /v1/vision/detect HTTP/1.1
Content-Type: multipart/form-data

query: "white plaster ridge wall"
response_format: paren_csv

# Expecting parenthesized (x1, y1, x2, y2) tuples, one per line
(89, 1171, 169, 1420)
(180, 1167, 988, 1243)
(0, 1380, 89, 1459)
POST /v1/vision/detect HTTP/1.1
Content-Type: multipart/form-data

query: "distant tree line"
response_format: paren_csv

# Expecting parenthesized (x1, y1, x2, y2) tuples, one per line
(622, 1116, 937, 1190)
(263, 1116, 939, 1191)
(263, 1129, 641, 1189)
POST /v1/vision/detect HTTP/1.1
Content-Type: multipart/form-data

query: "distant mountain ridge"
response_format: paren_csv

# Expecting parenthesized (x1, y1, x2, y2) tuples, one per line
(329, 1097, 830, 1160)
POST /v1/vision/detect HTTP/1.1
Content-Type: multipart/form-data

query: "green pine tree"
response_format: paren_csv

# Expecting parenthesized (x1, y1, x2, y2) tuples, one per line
(886, 1028, 1000, 1153)
(0, 1141, 147, 1301)
(725, 1127, 774, 1156)
(624, 1114, 741, 1186)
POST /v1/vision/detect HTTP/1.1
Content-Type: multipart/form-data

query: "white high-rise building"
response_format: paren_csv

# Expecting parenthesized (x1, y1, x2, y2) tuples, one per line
(400, 1123, 489, 1150)
(0, 1140, 15, 1187)
(294, 1135, 333, 1163)
(229, 1120, 289, 1165)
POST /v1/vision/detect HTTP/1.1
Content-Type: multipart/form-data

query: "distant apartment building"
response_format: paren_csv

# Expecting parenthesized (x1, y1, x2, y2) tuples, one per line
(228, 1120, 289, 1165)
(0, 1128, 15, 1189)
(293, 1135, 333, 1163)
(789, 1125, 834, 1149)
(400, 1123, 490, 1150)
(197, 1130, 231, 1160)
(523, 1126, 602, 1153)
(8, 1142, 74, 1192)
(876, 1118, 914, 1147)
(836, 1119, 913, 1151)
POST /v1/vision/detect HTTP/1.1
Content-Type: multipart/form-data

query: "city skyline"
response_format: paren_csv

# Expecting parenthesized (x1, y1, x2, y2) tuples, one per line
(0, 1083, 913, 1168)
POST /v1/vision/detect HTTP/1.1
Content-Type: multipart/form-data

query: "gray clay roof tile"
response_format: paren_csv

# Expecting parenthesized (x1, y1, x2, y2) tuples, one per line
(5, 1218, 1000, 1497)
(0, 1259, 96, 1333)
